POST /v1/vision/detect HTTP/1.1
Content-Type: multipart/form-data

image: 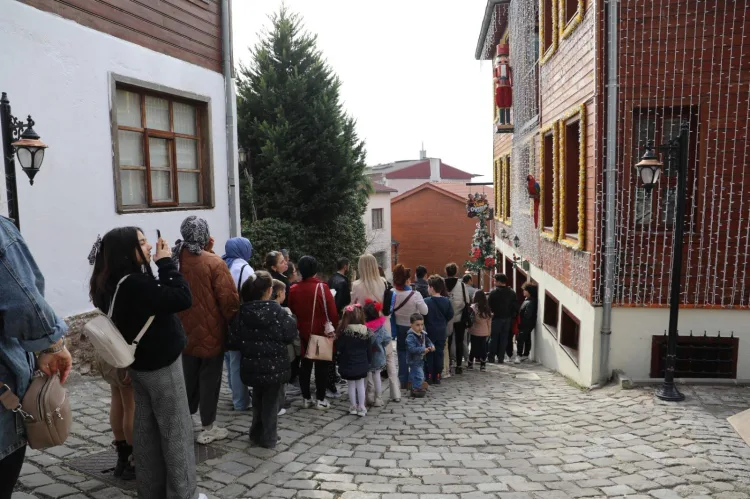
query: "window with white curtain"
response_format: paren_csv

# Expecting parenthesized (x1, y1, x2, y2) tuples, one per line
(114, 86, 209, 211)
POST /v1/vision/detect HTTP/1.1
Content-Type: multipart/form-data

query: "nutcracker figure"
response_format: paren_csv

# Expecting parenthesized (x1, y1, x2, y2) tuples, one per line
(494, 43, 513, 130)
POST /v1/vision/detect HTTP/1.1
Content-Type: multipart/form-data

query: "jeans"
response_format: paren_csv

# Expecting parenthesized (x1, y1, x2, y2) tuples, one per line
(0, 445, 26, 498)
(408, 363, 425, 390)
(250, 383, 281, 448)
(489, 318, 513, 363)
(506, 329, 516, 359)
(469, 335, 489, 364)
(396, 325, 411, 385)
(367, 340, 401, 402)
(226, 351, 250, 410)
(299, 357, 330, 401)
(425, 338, 445, 378)
(517, 329, 533, 357)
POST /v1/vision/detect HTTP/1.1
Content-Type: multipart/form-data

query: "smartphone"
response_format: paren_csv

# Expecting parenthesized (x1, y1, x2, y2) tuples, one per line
(157, 229, 161, 240)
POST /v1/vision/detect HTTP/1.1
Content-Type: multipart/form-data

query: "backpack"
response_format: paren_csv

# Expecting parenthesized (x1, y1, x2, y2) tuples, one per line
(84, 275, 155, 368)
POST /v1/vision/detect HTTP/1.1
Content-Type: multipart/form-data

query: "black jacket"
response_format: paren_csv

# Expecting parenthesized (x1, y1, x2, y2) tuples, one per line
(112, 258, 192, 372)
(519, 298, 538, 333)
(227, 300, 297, 387)
(328, 272, 351, 314)
(488, 285, 518, 319)
(414, 278, 429, 299)
(335, 325, 372, 380)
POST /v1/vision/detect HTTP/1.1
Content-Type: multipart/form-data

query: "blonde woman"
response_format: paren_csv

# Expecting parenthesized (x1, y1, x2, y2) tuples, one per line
(351, 254, 401, 403)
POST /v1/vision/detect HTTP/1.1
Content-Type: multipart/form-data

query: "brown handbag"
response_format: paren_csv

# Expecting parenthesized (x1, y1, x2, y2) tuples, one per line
(0, 373, 72, 450)
(305, 283, 334, 361)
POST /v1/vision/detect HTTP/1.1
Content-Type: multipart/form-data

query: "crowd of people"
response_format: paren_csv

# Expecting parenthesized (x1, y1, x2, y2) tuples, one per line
(0, 214, 539, 499)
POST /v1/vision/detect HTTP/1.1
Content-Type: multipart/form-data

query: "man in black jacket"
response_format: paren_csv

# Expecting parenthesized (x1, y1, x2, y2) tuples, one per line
(413, 265, 429, 298)
(328, 258, 351, 315)
(487, 273, 518, 363)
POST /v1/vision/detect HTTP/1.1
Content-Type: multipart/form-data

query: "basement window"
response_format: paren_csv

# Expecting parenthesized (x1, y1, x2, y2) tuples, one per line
(560, 307, 580, 361)
(543, 291, 559, 337)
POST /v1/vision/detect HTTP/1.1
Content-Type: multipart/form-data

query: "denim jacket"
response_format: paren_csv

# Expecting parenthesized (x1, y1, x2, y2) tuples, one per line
(0, 216, 67, 459)
(406, 329, 434, 365)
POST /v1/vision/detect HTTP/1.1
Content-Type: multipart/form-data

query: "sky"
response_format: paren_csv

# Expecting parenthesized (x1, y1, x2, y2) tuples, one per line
(231, 0, 495, 181)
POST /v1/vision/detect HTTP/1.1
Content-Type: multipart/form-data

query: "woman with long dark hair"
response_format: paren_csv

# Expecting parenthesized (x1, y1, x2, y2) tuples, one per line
(89, 227, 204, 499)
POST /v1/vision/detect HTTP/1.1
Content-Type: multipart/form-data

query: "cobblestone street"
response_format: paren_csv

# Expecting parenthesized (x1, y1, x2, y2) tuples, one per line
(12, 361, 750, 499)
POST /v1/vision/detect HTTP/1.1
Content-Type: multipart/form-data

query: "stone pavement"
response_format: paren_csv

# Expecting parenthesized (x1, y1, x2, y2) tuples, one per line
(11, 361, 750, 499)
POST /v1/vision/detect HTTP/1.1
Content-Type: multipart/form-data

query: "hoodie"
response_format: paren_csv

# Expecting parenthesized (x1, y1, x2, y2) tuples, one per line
(424, 295, 454, 345)
(335, 324, 373, 380)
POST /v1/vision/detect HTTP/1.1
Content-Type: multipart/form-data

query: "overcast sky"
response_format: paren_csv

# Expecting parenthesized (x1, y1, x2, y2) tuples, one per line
(232, 0, 494, 181)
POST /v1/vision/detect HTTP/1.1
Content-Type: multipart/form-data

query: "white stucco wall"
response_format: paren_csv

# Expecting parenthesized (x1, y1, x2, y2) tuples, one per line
(609, 307, 750, 382)
(0, 2, 235, 317)
(496, 238, 600, 387)
(364, 192, 393, 279)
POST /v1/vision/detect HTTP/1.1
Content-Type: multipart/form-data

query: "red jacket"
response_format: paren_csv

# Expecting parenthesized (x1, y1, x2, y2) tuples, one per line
(288, 277, 339, 356)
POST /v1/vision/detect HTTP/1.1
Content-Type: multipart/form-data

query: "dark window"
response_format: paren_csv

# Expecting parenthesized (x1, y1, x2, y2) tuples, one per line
(543, 291, 559, 335)
(560, 307, 580, 355)
(632, 107, 698, 229)
(505, 258, 514, 285)
(563, 119, 581, 237)
(504, 155, 512, 220)
(542, 0, 554, 53)
(371, 208, 384, 230)
(542, 132, 555, 231)
(515, 268, 527, 307)
(114, 87, 210, 211)
(563, 0, 579, 26)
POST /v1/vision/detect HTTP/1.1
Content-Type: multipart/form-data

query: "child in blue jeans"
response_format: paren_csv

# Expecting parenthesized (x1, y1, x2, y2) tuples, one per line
(423, 275, 454, 384)
(406, 313, 434, 398)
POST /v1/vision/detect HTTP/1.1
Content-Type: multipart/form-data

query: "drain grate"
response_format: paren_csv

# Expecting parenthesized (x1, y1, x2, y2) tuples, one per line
(65, 443, 227, 490)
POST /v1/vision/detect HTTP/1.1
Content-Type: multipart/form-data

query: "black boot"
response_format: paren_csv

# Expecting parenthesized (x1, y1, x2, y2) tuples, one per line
(113, 440, 135, 480)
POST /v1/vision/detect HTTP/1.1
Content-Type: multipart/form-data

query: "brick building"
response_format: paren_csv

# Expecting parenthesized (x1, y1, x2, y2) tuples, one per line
(391, 183, 494, 280)
(476, 0, 750, 386)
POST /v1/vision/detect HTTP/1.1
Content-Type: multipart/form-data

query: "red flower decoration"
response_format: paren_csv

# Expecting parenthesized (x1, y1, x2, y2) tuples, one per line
(484, 257, 495, 268)
(472, 247, 482, 259)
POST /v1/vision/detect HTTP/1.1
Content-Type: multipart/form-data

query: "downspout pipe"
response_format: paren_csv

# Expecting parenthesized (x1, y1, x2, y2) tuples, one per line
(222, 0, 239, 237)
(600, 0, 618, 384)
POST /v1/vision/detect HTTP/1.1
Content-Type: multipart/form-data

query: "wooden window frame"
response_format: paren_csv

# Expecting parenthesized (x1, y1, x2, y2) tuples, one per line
(110, 74, 214, 214)
(494, 157, 502, 221)
(558, 104, 587, 251)
(559, 0, 584, 41)
(540, 122, 559, 240)
(539, 0, 558, 65)
(497, 155, 513, 224)
(371, 208, 384, 230)
(630, 106, 699, 232)
(543, 291, 559, 337)
(560, 306, 581, 364)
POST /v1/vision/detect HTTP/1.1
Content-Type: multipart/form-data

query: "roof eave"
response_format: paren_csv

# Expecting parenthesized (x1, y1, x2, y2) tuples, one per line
(474, 0, 511, 60)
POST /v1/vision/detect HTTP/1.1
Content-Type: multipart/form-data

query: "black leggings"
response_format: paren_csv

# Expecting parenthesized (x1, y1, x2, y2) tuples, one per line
(453, 322, 467, 367)
(0, 445, 26, 499)
(299, 358, 331, 401)
(469, 335, 488, 363)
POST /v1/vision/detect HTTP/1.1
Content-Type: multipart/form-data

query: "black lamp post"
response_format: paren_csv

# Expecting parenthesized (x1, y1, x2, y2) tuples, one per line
(1, 92, 48, 229)
(634, 121, 689, 402)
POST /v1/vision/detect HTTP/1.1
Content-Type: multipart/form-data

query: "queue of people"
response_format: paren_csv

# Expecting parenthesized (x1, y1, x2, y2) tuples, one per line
(0, 211, 539, 499)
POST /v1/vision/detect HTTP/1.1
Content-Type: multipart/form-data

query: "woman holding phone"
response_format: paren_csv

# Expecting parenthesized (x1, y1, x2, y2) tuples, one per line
(89, 227, 207, 499)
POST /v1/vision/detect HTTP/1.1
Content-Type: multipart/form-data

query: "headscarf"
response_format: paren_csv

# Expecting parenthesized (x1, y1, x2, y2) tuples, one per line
(222, 237, 253, 269)
(172, 216, 210, 266)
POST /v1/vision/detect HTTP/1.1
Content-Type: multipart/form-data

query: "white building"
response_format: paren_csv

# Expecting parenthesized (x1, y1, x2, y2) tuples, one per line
(0, 0, 239, 318)
(364, 182, 397, 279)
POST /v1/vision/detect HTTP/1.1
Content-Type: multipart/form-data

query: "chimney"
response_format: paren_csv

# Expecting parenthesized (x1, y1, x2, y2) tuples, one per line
(419, 142, 426, 160)
(429, 158, 441, 181)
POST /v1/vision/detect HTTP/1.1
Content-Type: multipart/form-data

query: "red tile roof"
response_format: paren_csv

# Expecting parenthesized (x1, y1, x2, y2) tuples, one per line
(440, 162, 476, 180)
(372, 182, 397, 193)
(385, 160, 431, 179)
(391, 182, 495, 210)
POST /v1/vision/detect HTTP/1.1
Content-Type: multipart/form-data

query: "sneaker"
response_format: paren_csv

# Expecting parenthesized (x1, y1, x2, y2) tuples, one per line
(467, 362, 474, 370)
(455, 366, 463, 375)
(278, 408, 286, 416)
(302, 398, 314, 409)
(357, 406, 367, 417)
(373, 397, 384, 407)
(196, 425, 228, 445)
(504, 355, 511, 363)
(480, 362, 487, 372)
(514, 355, 521, 364)
(326, 389, 340, 399)
(349, 405, 358, 415)
(443, 372, 452, 379)
(521, 356, 529, 362)
(316, 399, 330, 410)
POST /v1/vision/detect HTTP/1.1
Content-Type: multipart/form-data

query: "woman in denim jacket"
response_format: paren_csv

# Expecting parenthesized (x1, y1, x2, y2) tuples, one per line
(0, 216, 71, 497)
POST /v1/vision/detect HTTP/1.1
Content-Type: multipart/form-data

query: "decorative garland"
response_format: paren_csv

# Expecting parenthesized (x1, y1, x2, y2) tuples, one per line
(504, 156, 512, 224)
(558, 104, 587, 251)
(539, 0, 558, 66)
(539, 122, 558, 241)
(559, 0, 584, 41)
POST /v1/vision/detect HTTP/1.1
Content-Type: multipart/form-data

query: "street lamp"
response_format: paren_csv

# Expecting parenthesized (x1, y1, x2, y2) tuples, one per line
(634, 121, 689, 402)
(1, 92, 48, 229)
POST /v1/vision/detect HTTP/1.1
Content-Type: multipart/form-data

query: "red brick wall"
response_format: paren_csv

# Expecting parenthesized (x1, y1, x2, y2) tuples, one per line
(391, 188, 487, 277)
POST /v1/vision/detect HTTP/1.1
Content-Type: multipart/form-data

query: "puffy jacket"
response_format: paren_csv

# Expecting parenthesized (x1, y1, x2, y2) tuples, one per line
(366, 317, 390, 371)
(424, 296, 454, 345)
(519, 298, 538, 333)
(178, 250, 239, 358)
(227, 300, 297, 386)
(288, 278, 339, 357)
(469, 304, 492, 337)
(335, 325, 372, 380)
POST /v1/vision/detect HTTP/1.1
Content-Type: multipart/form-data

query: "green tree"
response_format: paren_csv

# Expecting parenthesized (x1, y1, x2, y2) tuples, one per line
(237, 7, 369, 226)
